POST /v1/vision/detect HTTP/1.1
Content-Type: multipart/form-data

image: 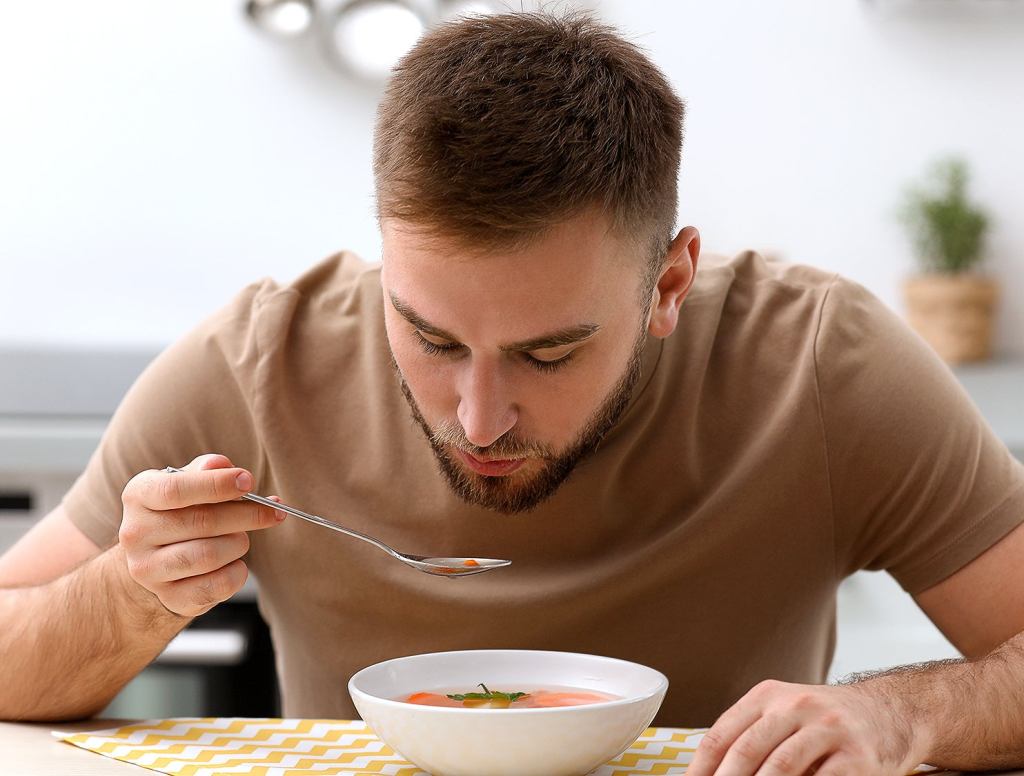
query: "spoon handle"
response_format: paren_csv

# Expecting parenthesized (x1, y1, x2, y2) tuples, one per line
(161, 466, 399, 559)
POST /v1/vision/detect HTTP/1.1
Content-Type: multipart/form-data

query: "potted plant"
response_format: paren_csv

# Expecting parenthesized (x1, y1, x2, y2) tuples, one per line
(900, 156, 997, 365)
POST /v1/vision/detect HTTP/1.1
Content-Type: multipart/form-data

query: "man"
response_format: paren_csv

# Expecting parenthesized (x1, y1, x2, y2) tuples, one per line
(1, 11, 1023, 775)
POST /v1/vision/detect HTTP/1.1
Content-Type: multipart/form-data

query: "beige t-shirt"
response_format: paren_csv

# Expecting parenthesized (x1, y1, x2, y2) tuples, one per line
(63, 250, 1024, 727)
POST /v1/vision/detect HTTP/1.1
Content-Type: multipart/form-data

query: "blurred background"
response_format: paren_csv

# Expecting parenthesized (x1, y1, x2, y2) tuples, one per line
(0, 0, 1021, 718)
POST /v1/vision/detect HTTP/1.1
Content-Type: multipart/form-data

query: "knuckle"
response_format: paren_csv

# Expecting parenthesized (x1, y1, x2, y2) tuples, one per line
(190, 503, 216, 537)
(209, 574, 232, 601)
(758, 711, 790, 740)
(210, 563, 245, 603)
(213, 568, 239, 600)
(121, 476, 142, 507)
(259, 503, 283, 529)
(118, 519, 143, 547)
(196, 540, 221, 570)
(169, 548, 196, 575)
(158, 474, 183, 506)
(790, 691, 820, 712)
(754, 679, 781, 696)
(764, 750, 798, 775)
(698, 729, 728, 757)
(732, 736, 762, 763)
(191, 578, 221, 608)
(251, 502, 272, 526)
(819, 710, 846, 730)
(126, 553, 151, 582)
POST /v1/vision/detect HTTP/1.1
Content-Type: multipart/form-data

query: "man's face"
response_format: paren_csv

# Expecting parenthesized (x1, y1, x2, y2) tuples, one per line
(380, 211, 654, 514)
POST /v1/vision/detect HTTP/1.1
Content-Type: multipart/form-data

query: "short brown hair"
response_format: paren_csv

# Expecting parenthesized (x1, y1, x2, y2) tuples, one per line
(373, 11, 685, 269)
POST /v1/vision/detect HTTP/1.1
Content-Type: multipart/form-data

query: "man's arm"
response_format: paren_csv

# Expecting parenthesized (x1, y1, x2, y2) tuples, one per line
(0, 542, 189, 720)
(685, 519, 1024, 776)
(899, 516, 1024, 769)
(0, 504, 101, 588)
(0, 454, 284, 722)
(915, 519, 1024, 658)
(0, 504, 189, 720)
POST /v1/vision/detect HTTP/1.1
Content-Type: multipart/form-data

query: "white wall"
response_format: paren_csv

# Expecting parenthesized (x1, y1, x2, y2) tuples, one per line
(598, 0, 1024, 358)
(0, 2, 382, 347)
(2, 0, 1022, 355)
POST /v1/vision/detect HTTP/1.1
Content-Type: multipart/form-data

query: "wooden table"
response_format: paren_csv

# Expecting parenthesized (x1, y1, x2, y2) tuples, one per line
(2, 720, 148, 775)
(3, 718, 1023, 775)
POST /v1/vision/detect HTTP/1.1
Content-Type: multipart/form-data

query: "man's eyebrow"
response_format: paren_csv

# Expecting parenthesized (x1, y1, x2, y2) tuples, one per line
(499, 324, 600, 352)
(389, 293, 600, 352)
(390, 294, 460, 342)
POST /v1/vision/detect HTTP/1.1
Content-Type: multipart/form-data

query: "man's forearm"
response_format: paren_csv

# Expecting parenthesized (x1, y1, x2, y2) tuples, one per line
(848, 630, 1024, 771)
(0, 544, 190, 721)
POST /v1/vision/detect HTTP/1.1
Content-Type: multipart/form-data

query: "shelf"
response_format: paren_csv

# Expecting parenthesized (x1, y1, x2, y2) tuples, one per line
(954, 361, 1024, 457)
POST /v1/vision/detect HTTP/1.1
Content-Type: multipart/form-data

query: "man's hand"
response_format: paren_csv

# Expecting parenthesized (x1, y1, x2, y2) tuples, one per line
(119, 453, 284, 617)
(686, 679, 932, 776)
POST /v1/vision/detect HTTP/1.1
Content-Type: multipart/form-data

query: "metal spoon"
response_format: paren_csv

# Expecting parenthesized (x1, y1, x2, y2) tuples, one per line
(162, 466, 511, 578)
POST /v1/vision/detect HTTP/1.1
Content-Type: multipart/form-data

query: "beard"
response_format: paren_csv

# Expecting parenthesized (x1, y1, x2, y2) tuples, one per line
(393, 326, 648, 514)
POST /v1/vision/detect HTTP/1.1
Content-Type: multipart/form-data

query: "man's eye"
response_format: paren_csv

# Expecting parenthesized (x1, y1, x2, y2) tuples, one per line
(414, 330, 463, 356)
(523, 351, 575, 373)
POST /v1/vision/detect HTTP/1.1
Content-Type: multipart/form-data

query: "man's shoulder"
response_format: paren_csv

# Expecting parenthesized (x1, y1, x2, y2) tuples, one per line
(676, 250, 844, 362)
(258, 250, 382, 320)
(219, 250, 383, 351)
(691, 250, 839, 304)
(197, 251, 380, 337)
(172, 250, 386, 403)
(662, 249, 906, 401)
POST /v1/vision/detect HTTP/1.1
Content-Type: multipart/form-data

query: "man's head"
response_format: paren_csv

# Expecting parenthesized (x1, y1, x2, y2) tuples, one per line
(375, 12, 700, 513)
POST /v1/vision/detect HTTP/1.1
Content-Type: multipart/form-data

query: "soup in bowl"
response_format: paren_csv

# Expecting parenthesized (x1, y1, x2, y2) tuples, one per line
(348, 649, 669, 776)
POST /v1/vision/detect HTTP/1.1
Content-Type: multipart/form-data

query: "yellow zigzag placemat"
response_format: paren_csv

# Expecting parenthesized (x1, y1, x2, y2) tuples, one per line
(56, 717, 942, 776)
(55, 718, 704, 775)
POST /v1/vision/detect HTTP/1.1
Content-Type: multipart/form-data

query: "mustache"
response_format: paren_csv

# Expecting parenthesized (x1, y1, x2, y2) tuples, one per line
(429, 419, 551, 459)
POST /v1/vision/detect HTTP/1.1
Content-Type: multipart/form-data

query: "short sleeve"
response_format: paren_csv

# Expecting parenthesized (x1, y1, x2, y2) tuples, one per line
(816, 278, 1024, 594)
(61, 279, 277, 549)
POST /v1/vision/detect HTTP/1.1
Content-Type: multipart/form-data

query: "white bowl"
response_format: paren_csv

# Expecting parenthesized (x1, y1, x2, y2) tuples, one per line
(348, 649, 668, 776)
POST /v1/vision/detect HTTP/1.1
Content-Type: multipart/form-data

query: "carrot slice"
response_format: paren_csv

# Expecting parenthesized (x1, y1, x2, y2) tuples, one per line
(405, 692, 448, 705)
(530, 691, 611, 707)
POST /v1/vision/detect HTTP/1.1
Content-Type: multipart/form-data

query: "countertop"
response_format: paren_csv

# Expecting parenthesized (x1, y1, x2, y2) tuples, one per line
(2, 720, 147, 774)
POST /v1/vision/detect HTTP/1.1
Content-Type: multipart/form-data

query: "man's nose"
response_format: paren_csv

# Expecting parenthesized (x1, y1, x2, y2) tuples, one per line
(456, 358, 518, 449)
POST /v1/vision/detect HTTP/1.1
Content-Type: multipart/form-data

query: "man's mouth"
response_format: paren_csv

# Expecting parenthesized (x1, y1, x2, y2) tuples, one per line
(455, 449, 527, 477)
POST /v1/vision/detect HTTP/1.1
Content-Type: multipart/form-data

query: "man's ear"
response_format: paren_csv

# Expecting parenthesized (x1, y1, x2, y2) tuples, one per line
(647, 226, 700, 338)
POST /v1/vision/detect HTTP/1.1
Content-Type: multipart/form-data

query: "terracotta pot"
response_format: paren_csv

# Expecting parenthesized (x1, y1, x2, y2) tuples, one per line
(903, 274, 999, 364)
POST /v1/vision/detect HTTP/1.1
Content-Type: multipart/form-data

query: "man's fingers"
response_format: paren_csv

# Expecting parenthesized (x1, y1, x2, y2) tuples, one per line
(687, 699, 765, 776)
(143, 500, 284, 545)
(160, 558, 249, 616)
(127, 464, 254, 511)
(148, 533, 251, 583)
(752, 731, 830, 776)
(713, 713, 803, 776)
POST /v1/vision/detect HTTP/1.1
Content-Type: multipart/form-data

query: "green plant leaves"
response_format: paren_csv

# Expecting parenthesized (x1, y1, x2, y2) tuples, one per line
(899, 156, 989, 274)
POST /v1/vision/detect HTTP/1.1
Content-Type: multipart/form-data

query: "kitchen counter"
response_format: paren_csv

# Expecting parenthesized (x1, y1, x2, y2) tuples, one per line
(1, 719, 145, 774)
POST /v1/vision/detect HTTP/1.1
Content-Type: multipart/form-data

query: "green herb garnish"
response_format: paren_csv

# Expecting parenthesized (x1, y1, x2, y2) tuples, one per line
(446, 683, 529, 703)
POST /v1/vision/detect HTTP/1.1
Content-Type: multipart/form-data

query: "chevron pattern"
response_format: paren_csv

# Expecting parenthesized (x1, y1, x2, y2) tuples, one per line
(55, 718, 940, 775)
